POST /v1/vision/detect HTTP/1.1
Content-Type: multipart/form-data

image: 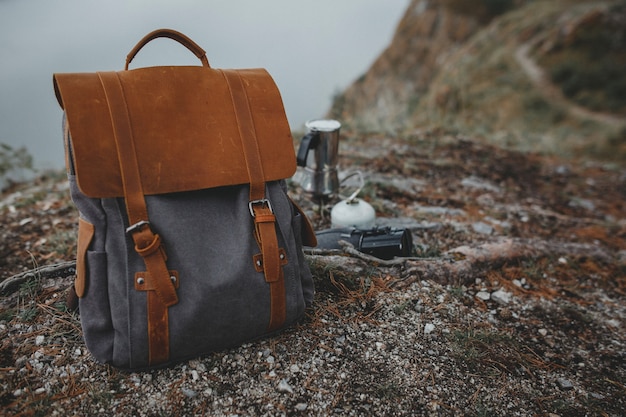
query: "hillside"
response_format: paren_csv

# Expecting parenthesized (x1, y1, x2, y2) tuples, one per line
(329, 0, 626, 161)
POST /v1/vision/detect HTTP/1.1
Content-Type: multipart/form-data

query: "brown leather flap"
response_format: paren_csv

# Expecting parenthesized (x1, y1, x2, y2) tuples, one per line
(53, 67, 295, 198)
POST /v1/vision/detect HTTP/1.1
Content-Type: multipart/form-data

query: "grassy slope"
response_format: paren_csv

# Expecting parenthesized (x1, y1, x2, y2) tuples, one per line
(411, 0, 626, 161)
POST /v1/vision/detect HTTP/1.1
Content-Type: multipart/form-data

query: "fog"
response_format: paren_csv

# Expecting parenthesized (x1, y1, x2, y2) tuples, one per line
(0, 0, 409, 172)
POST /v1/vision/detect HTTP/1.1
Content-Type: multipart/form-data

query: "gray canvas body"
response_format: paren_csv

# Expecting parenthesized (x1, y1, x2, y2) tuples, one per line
(69, 173, 314, 370)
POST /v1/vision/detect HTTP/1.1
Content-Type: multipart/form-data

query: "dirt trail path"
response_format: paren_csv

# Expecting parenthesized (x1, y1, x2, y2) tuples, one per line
(515, 40, 625, 127)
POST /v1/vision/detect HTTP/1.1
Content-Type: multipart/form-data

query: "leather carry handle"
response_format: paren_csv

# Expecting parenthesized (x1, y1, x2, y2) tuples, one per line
(125, 28, 210, 70)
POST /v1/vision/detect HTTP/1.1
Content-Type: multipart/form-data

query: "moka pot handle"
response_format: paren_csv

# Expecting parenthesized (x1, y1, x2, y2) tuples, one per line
(296, 132, 319, 167)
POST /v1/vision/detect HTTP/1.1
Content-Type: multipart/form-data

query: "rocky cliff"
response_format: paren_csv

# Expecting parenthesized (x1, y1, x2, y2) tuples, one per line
(329, 0, 485, 133)
(329, 0, 626, 161)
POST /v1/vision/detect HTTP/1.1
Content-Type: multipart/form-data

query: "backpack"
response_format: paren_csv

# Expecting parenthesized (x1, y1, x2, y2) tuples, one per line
(52, 28, 316, 370)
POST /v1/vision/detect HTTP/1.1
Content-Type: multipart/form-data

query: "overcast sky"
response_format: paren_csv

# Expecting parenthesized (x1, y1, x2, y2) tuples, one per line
(0, 0, 409, 171)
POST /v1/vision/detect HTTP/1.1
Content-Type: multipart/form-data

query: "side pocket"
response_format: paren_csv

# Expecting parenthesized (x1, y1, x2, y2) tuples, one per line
(75, 218, 95, 297)
(290, 201, 315, 307)
(75, 217, 115, 364)
(290, 198, 317, 248)
(80, 250, 114, 364)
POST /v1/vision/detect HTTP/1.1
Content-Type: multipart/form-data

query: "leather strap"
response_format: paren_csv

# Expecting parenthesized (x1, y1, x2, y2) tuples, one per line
(222, 70, 266, 202)
(254, 206, 286, 331)
(97, 71, 178, 365)
(223, 70, 286, 331)
(135, 271, 179, 364)
(75, 218, 95, 298)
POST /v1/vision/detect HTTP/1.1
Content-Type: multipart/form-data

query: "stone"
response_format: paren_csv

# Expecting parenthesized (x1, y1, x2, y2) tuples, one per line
(491, 289, 512, 305)
(476, 291, 491, 301)
(461, 176, 501, 193)
(472, 222, 494, 235)
(181, 387, 197, 398)
(278, 379, 294, 394)
(557, 378, 574, 390)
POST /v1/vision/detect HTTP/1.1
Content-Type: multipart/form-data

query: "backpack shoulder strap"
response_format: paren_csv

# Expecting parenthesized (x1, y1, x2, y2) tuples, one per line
(222, 69, 286, 331)
(97, 71, 178, 365)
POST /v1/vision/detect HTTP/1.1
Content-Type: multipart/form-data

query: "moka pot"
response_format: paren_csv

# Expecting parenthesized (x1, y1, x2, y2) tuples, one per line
(296, 119, 341, 199)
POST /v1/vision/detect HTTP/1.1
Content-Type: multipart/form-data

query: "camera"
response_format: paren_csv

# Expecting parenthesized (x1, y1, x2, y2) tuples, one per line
(313, 227, 413, 260)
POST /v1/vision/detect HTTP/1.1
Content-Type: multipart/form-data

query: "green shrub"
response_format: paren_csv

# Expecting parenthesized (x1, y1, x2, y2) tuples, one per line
(443, 0, 517, 23)
(543, 4, 626, 115)
(0, 143, 33, 178)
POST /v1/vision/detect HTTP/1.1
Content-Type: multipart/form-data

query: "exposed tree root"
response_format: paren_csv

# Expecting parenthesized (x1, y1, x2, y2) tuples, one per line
(307, 237, 615, 288)
(0, 261, 75, 295)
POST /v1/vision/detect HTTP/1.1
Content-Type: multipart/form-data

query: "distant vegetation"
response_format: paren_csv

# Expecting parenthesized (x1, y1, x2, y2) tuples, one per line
(442, 0, 519, 23)
(540, 3, 626, 116)
(0, 143, 34, 190)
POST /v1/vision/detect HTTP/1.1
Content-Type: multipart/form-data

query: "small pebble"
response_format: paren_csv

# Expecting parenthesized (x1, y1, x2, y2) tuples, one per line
(476, 291, 491, 301)
(557, 378, 574, 390)
(607, 319, 621, 329)
(19, 217, 33, 226)
(590, 392, 605, 400)
(498, 308, 512, 320)
(491, 289, 511, 305)
(277, 379, 294, 394)
(424, 323, 435, 334)
(472, 222, 494, 235)
(181, 387, 197, 398)
(295, 403, 308, 411)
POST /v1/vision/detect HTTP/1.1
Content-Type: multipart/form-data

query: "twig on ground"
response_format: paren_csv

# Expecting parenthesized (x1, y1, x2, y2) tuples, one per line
(0, 261, 76, 295)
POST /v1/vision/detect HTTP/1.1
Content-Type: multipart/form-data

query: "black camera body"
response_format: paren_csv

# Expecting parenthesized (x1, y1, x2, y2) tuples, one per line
(314, 227, 413, 260)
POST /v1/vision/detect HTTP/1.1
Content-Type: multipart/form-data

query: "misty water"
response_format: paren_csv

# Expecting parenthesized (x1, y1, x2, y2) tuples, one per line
(0, 0, 409, 177)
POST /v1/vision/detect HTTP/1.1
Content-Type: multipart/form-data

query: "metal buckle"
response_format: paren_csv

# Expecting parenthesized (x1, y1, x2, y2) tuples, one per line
(248, 199, 273, 217)
(126, 220, 150, 234)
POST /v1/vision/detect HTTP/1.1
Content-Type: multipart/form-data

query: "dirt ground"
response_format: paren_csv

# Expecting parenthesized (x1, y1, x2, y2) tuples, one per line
(0, 131, 625, 416)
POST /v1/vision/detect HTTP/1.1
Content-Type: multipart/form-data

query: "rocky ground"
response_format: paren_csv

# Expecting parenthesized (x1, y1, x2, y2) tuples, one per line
(1, 131, 625, 416)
